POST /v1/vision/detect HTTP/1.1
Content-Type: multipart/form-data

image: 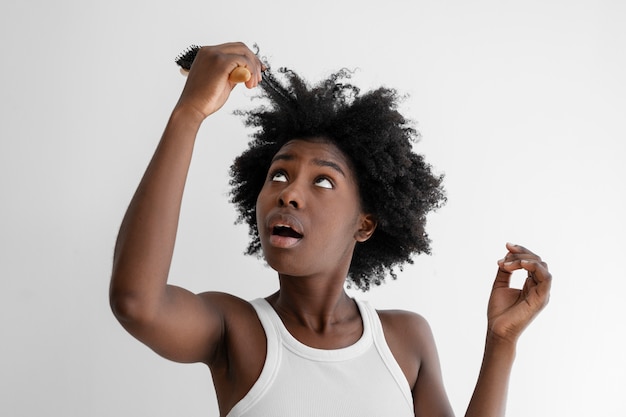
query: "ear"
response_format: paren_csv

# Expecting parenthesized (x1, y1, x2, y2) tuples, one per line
(355, 214, 377, 243)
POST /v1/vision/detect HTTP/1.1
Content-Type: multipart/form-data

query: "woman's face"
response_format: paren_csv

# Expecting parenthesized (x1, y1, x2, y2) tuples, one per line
(255, 138, 375, 279)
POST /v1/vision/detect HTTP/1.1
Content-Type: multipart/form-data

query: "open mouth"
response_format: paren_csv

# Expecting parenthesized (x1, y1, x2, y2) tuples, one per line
(272, 225, 304, 239)
(266, 214, 305, 248)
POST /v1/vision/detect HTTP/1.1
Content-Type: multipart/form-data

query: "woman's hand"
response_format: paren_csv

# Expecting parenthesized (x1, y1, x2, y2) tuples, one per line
(487, 243, 552, 343)
(174, 42, 264, 121)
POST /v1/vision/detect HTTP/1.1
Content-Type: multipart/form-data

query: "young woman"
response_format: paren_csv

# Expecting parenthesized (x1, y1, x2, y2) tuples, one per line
(110, 42, 552, 417)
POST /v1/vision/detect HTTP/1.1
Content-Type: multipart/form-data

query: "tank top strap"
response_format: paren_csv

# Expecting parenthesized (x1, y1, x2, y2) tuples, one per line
(356, 300, 414, 408)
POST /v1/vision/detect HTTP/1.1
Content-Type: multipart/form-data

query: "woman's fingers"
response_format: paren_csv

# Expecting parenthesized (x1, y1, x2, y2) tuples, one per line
(202, 41, 264, 87)
(497, 243, 546, 273)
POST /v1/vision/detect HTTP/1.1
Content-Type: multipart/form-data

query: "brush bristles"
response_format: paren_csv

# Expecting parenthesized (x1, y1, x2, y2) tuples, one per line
(175, 45, 201, 70)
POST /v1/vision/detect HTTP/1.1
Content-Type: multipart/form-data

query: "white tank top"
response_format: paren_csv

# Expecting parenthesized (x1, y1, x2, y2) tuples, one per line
(225, 298, 415, 417)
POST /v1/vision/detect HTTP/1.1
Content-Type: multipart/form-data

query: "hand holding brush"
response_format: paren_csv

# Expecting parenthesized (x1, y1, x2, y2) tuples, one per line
(173, 43, 265, 119)
(176, 44, 260, 83)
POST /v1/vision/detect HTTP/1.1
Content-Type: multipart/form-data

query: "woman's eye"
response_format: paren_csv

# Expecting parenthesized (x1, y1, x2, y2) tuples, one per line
(271, 172, 288, 182)
(314, 177, 333, 189)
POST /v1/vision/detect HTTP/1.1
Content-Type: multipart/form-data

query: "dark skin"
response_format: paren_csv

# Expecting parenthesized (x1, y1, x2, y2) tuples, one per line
(110, 42, 552, 417)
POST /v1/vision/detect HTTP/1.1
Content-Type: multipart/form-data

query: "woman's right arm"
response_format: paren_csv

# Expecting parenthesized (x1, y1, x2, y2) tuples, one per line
(109, 43, 264, 364)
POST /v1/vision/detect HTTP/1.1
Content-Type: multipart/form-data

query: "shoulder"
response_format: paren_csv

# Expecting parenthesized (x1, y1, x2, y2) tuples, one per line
(377, 308, 454, 415)
(377, 308, 433, 341)
(375, 308, 436, 389)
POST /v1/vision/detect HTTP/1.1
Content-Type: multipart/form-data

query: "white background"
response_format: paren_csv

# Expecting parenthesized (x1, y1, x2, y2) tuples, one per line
(1, 1, 625, 416)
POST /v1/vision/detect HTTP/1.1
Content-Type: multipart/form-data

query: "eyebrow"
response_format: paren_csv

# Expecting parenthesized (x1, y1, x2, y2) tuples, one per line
(271, 153, 346, 177)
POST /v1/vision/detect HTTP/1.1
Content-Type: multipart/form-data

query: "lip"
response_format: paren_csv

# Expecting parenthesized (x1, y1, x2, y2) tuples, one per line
(266, 212, 305, 248)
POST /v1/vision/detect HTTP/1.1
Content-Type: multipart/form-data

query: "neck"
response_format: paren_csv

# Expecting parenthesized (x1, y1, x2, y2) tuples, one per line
(268, 273, 357, 332)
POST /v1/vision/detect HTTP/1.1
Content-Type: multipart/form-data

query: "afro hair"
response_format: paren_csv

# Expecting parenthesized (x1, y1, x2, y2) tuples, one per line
(229, 67, 446, 291)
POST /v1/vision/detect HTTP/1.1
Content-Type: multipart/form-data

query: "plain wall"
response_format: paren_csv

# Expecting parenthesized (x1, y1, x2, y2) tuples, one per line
(1, 0, 625, 415)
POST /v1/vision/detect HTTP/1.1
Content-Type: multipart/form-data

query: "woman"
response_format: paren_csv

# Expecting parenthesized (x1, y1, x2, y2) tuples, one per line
(110, 42, 551, 416)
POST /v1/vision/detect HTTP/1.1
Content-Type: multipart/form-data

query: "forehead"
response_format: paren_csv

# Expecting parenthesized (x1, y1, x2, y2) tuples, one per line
(272, 138, 354, 174)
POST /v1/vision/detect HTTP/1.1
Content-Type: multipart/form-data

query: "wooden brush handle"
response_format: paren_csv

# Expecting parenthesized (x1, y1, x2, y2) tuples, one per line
(228, 66, 252, 83)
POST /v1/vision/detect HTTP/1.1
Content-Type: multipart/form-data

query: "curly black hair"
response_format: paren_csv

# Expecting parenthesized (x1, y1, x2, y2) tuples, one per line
(229, 67, 446, 291)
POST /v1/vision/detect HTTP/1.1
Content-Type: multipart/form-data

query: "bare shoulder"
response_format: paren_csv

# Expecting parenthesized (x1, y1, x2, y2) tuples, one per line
(376, 309, 436, 389)
(378, 309, 454, 415)
(377, 309, 433, 342)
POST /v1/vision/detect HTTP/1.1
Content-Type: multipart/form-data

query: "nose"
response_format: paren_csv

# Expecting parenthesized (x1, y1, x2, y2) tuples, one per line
(277, 181, 304, 209)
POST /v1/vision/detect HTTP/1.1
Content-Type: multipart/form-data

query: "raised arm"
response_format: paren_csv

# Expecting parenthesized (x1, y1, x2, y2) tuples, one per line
(465, 243, 552, 417)
(109, 43, 264, 364)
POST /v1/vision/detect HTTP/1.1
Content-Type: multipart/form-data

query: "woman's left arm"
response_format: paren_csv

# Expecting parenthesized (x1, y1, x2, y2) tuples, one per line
(465, 242, 552, 417)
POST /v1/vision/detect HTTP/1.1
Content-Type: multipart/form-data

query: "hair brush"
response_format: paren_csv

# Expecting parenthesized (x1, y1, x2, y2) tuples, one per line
(175, 45, 252, 83)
